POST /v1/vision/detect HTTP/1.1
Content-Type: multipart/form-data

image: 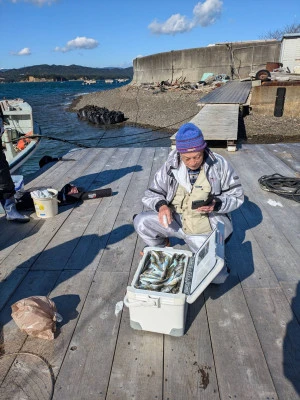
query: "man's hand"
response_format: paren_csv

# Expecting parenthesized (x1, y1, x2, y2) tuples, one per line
(158, 205, 173, 227)
(197, 199, 216, 214)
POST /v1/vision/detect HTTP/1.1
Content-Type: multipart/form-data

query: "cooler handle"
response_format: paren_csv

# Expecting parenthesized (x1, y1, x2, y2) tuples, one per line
(124, 294, 160, 308)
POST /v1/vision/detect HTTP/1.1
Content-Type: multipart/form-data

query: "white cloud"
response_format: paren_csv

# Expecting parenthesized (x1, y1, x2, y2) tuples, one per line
(11, 47, 31, 56)
(193, 0, 223, 27)
(149, 14, 194, 35)
(149, 0, 223, 35)
(10, 0, 58, 5)
(54, 36, 99, 53)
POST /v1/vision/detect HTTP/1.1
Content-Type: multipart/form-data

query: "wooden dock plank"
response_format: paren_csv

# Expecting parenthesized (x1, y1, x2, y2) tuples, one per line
(204, 279, 278, 400)
(252, 143, 299, 177)
(106, 313, 164, 400)
(52, 271, 127, 400)
(0, 144, 299, 400)
(24, 148, 89, 188)
(0, 270, 60, 385)
(0, 149, 91, 261)
(170, 104, 239, 145)
(0, 147, 102, 271)
(0, 149, 106, 311)
(63, 147, 138, 271)
(244, 287, 300, 399)
(20, 269, 96, 376)
(0, 269, 95, 399)
(191, 104, 239, 141)
(262, 142, 300, 173)
(217, 147, 300, 282)
(106, 148, 168, 399)
(51, 147, 149, 399)
(31, 147, 125, 271)
(280, 282, 300, 322)
(98, 147, 152, 274)
(163, 294, 220, 400)
(226, 207, 280, 289)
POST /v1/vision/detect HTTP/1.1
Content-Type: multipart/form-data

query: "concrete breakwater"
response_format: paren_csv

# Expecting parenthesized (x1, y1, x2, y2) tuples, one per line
(133, 40, 281, 84)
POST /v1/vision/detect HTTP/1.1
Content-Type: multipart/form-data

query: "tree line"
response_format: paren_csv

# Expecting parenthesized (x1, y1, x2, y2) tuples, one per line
(0, 64, 133, 83)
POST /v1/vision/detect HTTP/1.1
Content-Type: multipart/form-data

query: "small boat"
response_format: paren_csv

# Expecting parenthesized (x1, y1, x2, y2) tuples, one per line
(82, 79, 97, 85)
(0, 98, 41, 172)
(105, 79, 114, 84)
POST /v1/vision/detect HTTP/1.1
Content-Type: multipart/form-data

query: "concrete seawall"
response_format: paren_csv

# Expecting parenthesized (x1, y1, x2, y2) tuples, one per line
(133, 41, 281, 84)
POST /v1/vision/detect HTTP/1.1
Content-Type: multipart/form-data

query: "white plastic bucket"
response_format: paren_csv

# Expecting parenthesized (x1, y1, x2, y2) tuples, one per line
(31, 189, 59, 218)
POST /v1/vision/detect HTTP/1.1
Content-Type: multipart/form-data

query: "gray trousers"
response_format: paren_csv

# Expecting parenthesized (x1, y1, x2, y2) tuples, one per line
(134, 210, 211, 252)
(133, 210, 229, 284)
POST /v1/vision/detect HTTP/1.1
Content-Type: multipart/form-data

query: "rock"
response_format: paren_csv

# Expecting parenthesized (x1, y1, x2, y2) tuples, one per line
(77, 105, 125, 125)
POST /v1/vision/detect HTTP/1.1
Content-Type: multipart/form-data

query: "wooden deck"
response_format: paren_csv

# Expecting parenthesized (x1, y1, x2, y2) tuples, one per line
(0, 143, 300, 400)
(170, 104, 240, 149)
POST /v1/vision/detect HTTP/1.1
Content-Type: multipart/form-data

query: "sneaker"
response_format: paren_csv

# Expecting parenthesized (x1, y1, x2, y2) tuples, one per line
(140, 238, 170, 256)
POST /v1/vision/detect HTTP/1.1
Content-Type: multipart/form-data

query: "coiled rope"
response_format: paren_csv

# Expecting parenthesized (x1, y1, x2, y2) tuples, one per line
(258, 173, 300, 202)
(0, 351, 55, 399)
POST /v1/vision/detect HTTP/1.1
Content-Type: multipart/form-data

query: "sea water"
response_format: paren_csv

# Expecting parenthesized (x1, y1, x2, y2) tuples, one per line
(0, 80, 171, 177)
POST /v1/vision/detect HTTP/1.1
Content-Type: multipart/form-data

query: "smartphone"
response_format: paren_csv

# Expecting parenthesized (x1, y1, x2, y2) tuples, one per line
(191, 198, 212, 209)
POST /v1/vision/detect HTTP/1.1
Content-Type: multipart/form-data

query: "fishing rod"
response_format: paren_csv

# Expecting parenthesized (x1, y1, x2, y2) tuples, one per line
(73, 111, 198, 143)
(4, 111, 198, 149)
(4, 134, 92, 148)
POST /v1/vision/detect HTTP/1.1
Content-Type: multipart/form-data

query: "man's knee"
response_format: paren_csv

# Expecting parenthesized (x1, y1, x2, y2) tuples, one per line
(133, 211, 155, 233)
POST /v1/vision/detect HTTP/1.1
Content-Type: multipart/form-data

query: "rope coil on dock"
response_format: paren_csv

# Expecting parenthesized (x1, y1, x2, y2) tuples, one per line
(258, 173, 300, 202)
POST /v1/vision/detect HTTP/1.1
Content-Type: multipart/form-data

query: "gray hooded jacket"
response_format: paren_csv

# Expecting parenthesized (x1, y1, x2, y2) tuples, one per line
(142, 148, 244, 238)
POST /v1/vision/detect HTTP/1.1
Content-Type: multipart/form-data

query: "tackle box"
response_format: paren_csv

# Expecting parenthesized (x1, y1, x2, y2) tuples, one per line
(124, 222, 225, 336)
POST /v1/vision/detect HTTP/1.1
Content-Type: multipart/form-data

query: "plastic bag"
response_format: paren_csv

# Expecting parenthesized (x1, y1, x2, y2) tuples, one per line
(11, 296, 62, 340)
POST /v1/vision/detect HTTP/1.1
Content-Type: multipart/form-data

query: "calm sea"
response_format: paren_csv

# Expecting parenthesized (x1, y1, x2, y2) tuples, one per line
(0, 80, 171, 178)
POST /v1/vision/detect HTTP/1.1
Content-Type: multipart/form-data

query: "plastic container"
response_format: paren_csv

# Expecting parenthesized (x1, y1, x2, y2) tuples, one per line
(11, 175, 24, 191)
(124, 222, 225, 336)
(31, 189, 59, 218)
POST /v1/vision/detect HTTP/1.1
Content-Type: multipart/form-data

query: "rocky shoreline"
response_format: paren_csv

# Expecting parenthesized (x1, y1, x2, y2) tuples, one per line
(70, 84, 300, 143)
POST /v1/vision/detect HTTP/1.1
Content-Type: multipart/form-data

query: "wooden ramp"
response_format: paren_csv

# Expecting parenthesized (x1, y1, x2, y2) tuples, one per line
(171, 104, 240, 151)
(0, 144, 300, 400)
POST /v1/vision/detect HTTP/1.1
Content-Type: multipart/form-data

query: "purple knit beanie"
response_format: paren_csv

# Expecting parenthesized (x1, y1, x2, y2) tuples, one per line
(176, 123, 207, 153)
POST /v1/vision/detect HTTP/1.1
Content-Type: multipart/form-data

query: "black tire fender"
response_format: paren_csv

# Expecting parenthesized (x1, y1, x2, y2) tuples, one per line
(255, 69, 271, 81)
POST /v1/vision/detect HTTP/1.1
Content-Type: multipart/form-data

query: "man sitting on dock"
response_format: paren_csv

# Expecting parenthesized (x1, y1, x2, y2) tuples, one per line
(133, 122, 244, 284)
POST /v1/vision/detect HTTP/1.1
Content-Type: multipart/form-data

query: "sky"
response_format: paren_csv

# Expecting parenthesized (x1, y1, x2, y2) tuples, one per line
(0, 0, 299, 70)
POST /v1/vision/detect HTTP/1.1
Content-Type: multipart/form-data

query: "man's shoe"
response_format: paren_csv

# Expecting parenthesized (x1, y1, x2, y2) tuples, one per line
(140, 238, 171, 256)
(4, 203, 30, 223)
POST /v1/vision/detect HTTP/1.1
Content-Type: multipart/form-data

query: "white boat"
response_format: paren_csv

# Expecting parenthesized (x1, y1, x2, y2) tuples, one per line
(105, 79, 114, 84)
(0, 98, 41, 173)
(82, 79, 97, 85)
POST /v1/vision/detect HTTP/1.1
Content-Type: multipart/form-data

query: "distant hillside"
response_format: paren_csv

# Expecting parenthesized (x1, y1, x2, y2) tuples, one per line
(0, 64, 133, 82)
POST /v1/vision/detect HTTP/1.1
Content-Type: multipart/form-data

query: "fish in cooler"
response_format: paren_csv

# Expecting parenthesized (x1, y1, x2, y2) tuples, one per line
(135, 250, 187, 293)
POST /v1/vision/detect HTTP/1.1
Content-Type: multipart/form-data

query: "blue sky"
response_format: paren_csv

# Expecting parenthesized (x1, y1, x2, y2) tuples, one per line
(0, 0, 299, 69)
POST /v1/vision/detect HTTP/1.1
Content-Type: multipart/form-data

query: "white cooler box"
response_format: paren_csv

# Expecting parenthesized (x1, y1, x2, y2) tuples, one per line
(124, 222, 225, 336)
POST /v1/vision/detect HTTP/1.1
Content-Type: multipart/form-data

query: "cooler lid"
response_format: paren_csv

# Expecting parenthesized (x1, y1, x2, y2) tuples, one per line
(186, 222, 225, 304)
